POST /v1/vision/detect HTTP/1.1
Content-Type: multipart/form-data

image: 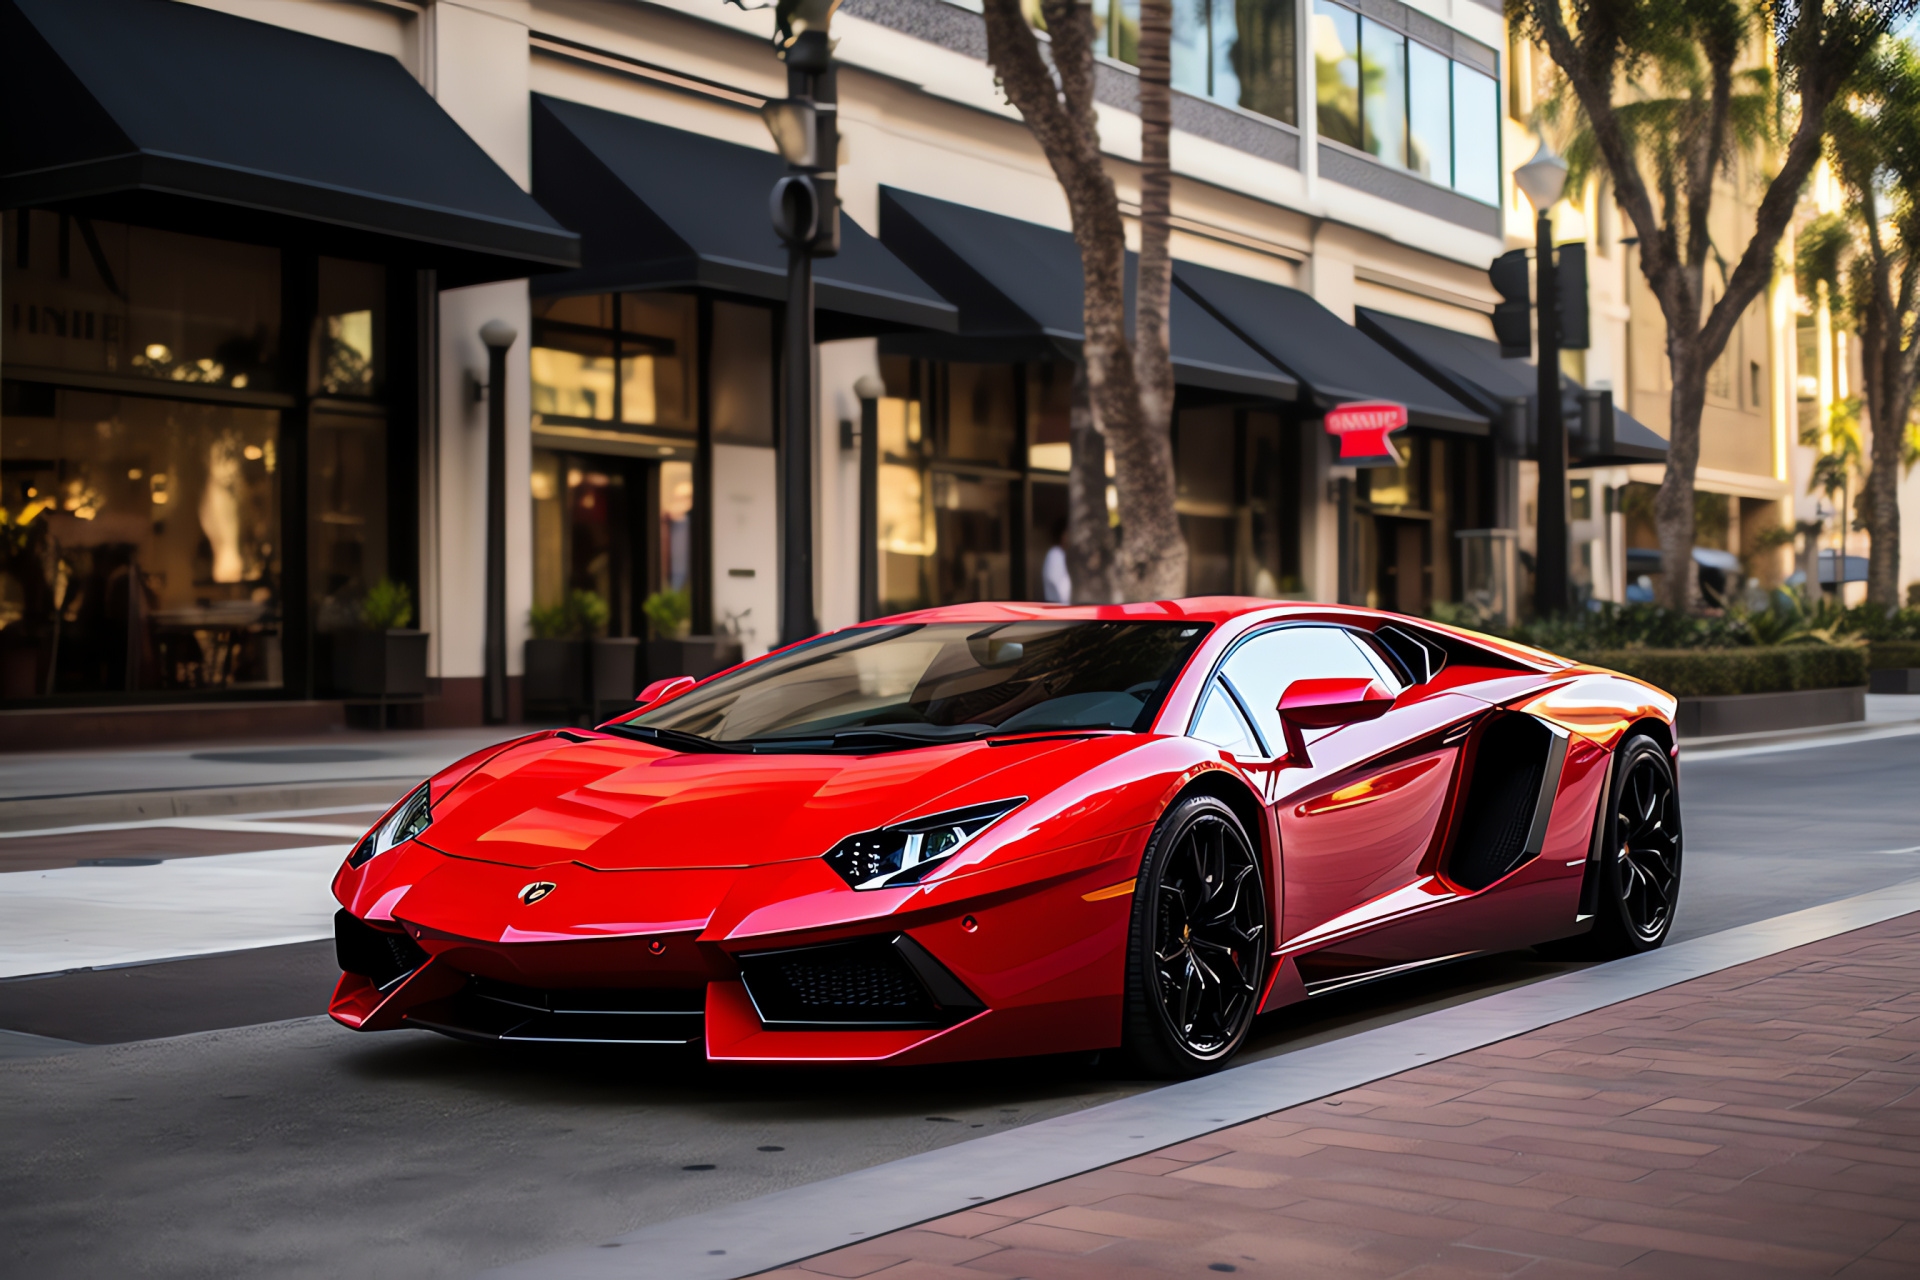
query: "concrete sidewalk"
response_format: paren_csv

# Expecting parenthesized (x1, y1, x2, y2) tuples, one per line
(765, 913, 1920, 1280)
(0, 726, 536, 830)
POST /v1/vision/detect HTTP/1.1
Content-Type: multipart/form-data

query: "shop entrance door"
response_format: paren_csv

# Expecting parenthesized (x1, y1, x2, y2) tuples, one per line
(531, 450, 693, 638)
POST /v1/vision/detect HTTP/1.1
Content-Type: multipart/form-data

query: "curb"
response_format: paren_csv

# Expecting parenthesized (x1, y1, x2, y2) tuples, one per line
(0, 779, 416, 833)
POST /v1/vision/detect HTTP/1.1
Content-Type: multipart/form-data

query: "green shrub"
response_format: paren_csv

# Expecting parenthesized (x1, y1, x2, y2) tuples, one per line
(1573, 647, 1868, 697)
(642, 587, 691, 640)
(358, 578, 413, 631)
(527, 590, 608, 641)
(1869, 640, 1920, 670)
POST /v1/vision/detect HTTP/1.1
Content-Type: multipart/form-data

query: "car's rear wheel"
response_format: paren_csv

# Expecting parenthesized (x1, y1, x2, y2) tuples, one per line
(1122, 795, 1267, 1078)
(1558, 734, 1682, 959)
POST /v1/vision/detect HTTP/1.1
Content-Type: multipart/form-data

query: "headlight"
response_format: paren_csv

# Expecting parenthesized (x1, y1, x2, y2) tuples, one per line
(347, 784, 432, 869)
(822, 798, 1025, 890)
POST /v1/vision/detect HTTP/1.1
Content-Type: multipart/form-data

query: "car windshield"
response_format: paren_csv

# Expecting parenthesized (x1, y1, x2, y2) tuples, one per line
(624, 620, 1212, 747)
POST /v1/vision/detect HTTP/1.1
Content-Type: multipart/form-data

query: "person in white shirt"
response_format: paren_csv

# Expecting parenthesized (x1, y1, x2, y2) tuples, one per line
(1042, 519, 1072, 603)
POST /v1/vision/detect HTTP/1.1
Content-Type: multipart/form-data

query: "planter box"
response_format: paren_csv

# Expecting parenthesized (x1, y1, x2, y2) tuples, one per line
(523, 638, 584, 710)
(331, 630, 428, 698)
(1869, 668, 1920, 694)
(1676, 685, 1866, 738)
(590, 637, 640, 719)
(644, 636, 742, 684)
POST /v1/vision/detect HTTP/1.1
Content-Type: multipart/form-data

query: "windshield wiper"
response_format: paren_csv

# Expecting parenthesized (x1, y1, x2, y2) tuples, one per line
(741, 724, 994, 753)
(598, 724, 752, 754)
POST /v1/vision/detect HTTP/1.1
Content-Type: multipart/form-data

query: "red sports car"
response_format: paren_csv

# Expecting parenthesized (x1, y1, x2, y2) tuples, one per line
(330, 600, 1680, 1076)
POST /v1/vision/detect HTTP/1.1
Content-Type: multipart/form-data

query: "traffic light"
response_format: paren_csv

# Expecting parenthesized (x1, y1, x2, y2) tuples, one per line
(1557, 243, 1589, 350)
(1489, 249, 1532, 358)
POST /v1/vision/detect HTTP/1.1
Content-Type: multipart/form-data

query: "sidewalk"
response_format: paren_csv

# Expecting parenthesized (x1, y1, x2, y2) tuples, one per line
(764, 913, 1920, 1280)
(0, 725, 532, 830)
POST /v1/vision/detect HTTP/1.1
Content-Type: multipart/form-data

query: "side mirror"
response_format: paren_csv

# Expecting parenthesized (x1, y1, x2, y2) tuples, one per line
(636, 676, 697, 706)
(1276, 677, 1393, 766)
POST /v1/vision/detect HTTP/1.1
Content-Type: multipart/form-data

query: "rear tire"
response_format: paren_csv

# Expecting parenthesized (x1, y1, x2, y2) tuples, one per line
(1551, 734, 1682, 959)
(1121, 795, 1268, 1078)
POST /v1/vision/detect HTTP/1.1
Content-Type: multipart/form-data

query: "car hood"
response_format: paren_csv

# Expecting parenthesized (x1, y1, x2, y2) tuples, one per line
(419, 731, 1081, 871)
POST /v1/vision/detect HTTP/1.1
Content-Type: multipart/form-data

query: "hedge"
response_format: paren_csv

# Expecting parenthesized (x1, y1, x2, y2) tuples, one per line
(1572, 647, 1868, 698)
(1869, 640, 1920, 671)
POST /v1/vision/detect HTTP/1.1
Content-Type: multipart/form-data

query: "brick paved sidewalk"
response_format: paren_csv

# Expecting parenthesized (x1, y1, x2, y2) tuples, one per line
(764, 914, 1920, 1280)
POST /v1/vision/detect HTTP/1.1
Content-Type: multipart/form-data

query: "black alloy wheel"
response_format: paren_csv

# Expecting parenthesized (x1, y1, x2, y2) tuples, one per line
(1582, 734, 1683, 957)
(1122, 794, 1268, 1077)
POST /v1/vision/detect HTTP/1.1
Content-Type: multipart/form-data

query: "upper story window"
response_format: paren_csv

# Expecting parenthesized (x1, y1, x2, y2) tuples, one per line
(1312, 1, 1500, 205)
(1170, 0, 1298, 127)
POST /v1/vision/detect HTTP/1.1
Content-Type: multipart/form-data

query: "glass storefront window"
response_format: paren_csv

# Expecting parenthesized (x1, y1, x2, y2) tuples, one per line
(1360, 19, 1408, 167)
(933, 472, 1012, 603)
(310, 408, 388, 634)
(316, 259, 384, 398)
(711, 301, 773, 446)
(532, 334, 618, 422)
(0, 385, 281, 696)
(879, 458, 934, 613)
(621, 293, 697, 430)
(661, 460, 693, 591)
(1313, 1, 1362, 149)
(4, 211, 280, 391)
(530, 293, 700, 433)
(1027, 362, 1072, 472)
(941, 363, 1019, 468)
(1176, 408, 1236, 595)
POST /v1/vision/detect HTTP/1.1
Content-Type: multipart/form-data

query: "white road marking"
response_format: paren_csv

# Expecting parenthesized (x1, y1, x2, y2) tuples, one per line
(0, 845, 350, 979)
(0, 804, 387, 841)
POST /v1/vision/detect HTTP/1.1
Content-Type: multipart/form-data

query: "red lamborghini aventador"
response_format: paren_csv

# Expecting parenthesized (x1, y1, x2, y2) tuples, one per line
(330, 600, 1681, 1076)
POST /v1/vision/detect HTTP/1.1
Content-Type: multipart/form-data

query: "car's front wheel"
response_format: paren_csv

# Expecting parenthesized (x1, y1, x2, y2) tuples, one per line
(1122, 794, 1268, 1078)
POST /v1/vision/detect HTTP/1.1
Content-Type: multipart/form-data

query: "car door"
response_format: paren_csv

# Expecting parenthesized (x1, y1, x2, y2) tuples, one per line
(1216, 624, 1479, 948)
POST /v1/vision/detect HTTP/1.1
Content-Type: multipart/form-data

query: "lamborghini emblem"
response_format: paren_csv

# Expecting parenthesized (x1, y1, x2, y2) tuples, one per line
(518, 881, 557, 905)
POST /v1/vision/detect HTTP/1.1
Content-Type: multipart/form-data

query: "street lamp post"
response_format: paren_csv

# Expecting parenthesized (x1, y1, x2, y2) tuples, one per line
(853, 373, 884, 621)
(1515, 141, 1569, 618)
(763, 1, 840, 648)
(479, 319, 518, 724)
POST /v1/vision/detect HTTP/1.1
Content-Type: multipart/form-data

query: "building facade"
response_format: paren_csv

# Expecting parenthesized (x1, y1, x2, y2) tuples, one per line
(3, 0, 1654, 741)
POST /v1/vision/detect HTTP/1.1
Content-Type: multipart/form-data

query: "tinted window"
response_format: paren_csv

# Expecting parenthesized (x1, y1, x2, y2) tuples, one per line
(634, 620, 1211, 744)
(1219, 626, 1380, 754)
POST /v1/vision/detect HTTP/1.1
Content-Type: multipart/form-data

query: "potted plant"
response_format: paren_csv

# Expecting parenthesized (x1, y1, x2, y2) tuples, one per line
(523, 589, 607, 715)
(642, 587, 741, 683)
(331, 579, 428, 698)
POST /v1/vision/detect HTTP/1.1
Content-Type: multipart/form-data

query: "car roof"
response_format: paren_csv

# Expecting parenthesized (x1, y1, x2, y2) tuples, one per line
(862, 597, 1316, 626)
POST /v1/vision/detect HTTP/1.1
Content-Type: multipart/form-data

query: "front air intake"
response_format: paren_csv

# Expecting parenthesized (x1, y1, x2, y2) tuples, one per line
(735, 934, 984, 1030)
(335, 909, 428, 990)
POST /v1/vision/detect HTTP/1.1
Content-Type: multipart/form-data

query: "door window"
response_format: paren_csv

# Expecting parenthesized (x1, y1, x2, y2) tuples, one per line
(1219, 625, 1383, 754)
(1190, 684, 1263, 758)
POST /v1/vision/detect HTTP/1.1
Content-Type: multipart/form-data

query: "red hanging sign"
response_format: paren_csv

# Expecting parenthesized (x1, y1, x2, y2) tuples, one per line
(1323, 400, 1409, 467)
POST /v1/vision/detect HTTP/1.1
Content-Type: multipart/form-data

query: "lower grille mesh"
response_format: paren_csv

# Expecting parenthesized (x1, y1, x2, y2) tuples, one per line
(735, 934, 980, 1030)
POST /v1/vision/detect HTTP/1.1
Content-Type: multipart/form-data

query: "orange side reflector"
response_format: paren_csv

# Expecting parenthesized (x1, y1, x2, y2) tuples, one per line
(1082, 877, 1137, 902)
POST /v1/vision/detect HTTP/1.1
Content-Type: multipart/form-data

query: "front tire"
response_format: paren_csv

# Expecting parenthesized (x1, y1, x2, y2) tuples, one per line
(1121, 795, 1268, 1078)
(1568, 734, 1683, 958)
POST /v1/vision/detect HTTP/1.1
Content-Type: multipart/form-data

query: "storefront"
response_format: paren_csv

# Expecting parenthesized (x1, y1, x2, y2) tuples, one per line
(0, 0, 577, 716)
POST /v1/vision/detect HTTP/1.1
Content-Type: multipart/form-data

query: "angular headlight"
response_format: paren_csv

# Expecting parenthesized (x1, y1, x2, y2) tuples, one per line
(347, 784, 432, 869)
(822, 798, 1026, 891)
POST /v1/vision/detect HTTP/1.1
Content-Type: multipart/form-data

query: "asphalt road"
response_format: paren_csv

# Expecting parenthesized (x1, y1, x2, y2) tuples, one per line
(3, 730, 1919, 1279)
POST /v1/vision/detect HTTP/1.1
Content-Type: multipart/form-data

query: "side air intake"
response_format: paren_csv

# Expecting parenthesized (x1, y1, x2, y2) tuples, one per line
(1446, 713, 1567, 891)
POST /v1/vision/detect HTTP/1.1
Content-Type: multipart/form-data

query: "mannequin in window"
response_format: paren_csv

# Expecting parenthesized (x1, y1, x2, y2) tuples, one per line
(1042, 518, 1072, 603)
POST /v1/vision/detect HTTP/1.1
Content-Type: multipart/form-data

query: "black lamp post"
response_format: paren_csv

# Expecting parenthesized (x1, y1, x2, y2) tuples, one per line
(1515, 141, 1570, 618)
(479, 319, 516, 724)
(854, 373, 884, 621)
(763, 2, 841, 648)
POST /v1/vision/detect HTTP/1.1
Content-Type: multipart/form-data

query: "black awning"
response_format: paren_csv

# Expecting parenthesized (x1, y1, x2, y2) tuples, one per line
(879, 188, 1299, 401)
(531, 97, 956, 337)
(1, 0, 579, 285)
(1173, 263, 1487, 434)
(1355, 307, 1669, 465)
